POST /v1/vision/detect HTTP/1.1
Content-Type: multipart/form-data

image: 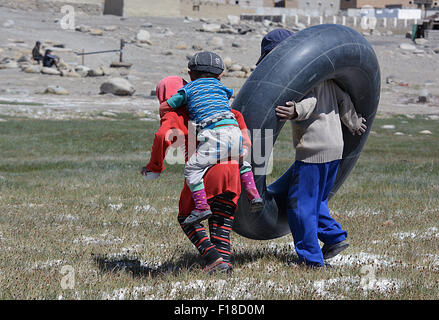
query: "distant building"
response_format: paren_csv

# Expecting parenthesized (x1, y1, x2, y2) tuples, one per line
(339, 0, 437, 9)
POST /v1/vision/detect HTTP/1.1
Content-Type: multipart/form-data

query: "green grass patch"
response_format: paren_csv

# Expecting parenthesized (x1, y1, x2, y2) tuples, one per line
(0, 114, 438, 299)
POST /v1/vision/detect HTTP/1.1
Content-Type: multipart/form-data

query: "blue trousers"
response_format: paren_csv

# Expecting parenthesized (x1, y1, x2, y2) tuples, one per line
(268, 160, 347, 266)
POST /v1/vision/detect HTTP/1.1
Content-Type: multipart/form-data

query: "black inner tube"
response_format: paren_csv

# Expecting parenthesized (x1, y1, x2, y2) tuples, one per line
(232, 24, 381, 240)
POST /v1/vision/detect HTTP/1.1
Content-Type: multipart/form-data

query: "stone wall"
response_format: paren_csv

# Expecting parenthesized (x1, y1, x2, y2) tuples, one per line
(0, 0, 102, 15)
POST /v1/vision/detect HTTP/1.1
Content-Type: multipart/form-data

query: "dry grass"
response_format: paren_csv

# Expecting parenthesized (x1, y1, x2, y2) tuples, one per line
(0, 112, 438, 300)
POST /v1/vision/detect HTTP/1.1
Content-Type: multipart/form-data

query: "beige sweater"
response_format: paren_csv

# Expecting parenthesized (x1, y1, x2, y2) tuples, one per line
(291, 80, 363, 163)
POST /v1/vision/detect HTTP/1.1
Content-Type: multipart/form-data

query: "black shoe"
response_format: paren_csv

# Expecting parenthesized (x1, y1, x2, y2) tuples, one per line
(322, 240, 349, 260)
(249, 198, 264, 213)
(182, 209, 212, 226)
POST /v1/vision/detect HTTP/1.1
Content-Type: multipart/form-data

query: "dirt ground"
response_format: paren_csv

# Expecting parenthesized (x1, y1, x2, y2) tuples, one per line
(0, 7, 438, 119)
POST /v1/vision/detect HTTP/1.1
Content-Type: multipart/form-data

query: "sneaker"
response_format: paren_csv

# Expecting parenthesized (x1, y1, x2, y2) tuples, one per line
(322, 240, 349, 260)
(249, 198, 264, 213)
(182, 209, 212, 226)
(143, 170, 161, 180)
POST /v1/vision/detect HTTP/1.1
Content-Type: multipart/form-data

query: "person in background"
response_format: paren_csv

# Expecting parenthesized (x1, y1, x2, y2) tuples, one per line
(42, 49, 58, 69)
(32, 41, 43, 64)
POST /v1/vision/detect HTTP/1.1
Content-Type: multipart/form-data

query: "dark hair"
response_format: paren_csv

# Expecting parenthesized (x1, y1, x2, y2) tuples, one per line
(189, 70, 221, 80)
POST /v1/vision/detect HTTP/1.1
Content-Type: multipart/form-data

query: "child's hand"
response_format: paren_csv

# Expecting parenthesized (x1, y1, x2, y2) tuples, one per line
(140, 167, 161, 180)
(350, 117, 367, 136)
(275, 101, 297, 121)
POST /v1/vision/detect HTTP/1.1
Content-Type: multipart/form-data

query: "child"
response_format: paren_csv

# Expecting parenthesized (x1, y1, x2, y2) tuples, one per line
(142, 76, 188, 179)
(167, 51, 263, 226)
(259, 29, 367, 267)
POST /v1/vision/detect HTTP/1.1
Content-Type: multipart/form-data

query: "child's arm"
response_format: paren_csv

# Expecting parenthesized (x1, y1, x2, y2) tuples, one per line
(335, 85, 367, 135)
(167, 91, 187, 109)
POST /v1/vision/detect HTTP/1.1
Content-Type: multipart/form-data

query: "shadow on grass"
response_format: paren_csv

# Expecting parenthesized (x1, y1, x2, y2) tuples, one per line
(231, 248, 301, 267)
(94, 252, 204, 279)
(94, 247, 301, 279)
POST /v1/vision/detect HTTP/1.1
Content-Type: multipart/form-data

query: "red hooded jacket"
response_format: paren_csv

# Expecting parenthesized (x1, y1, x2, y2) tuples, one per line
(146, 76, 251, 216)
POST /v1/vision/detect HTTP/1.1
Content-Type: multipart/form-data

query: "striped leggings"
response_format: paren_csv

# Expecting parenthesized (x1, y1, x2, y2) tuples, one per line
(178, 193, 236, 267)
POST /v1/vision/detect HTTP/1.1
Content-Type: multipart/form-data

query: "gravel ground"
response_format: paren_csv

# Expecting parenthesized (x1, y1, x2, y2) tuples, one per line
(0, 7, 438, 119)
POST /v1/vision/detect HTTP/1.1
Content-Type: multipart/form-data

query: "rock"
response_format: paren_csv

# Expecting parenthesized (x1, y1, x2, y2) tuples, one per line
(75, 25, 91, 33)
(104, 26, 117, 31)
(100, 78, 135, 96)
(227, 15, 240, 25)
(201, 23, 221, 33)
(208, 36, 224, 49)
(17, 55, 31, 63)
(136, 30, 151, 43)
(419, 130, 432, 135)
(226, 70, 246, 78)
(176, 43, 187, 50)
(0, 60, 19, 69)
(386, 75, 396, 84)
(399, 43, 416, 51)
(418, 89, 430, 103)
(263, 19, 272, 28)
(433, 48, 439, 54)
(223, 56, 233, 68)
(428, 115, 439, 120)
(2, 20, 14, 28)
(381, 124, 396, 130)
(60, 70, 81, 78)
(89, 29, 104, 36)
(75, 65, 91, 77)
(23, 65, 41, 73)
(413, 49, 425, 54)
(192, 44, 203, 51)
(45, 85, 69, 95)
(88, 68, 105, 77)
(232, 42, 240, 48)
(41, 67, 61, 76)
(386, 30, 393, 36)
(228, 64, 243, 72)
(415, 38, 428, 45)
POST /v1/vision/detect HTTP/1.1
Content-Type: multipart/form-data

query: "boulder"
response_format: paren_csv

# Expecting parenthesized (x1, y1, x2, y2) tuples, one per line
(104, 26, 117, 31)
(76, 25, 91, 33)
(60, 70, 81, 78)
(89, 29, 104, 36)
(223, 56, 233, 68)
(415, 38, 428, 45)
(399, 43, 416, 51)
(41, 67, 61, 75)
(227, 15, 240, 25)
(23, 65, 41, 73)
(100, 78, 135, 96)
(75, 65, 91, 77)
(201, 23, 221, 33)
(44, 85, 69, 95)
(137, 30, 151, 43)
(228, 64, 243, 72)
(226, 71, 246, 78)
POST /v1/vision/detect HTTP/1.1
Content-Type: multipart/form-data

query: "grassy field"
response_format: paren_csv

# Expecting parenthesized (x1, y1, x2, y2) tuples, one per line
(0, 112, 438, 300)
